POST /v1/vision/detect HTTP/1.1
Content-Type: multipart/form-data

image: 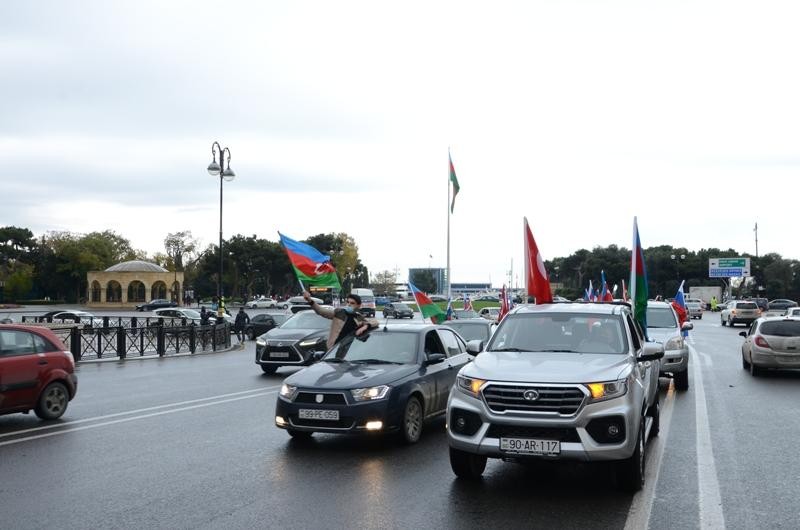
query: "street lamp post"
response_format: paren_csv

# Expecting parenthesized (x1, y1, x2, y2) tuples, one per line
(671, 254, 686, 293)
(207, 142, 236, 302)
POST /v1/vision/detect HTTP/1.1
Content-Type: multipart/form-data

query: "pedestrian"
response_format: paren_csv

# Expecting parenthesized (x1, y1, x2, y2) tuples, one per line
(303, 290, 378, 350)
(200, 306, 210, 326)
(234, 307, 250, 343)
(710, 296, 718, 312)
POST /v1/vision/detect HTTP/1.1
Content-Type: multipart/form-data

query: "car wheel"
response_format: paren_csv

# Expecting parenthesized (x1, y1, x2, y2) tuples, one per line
(647, 394, 660, 439)
(742, 354, 750, 370)
(674, 368, 689, 391)
(698, 314, 702, 320)
(287, 429, 313, 440)
(34, 382, 69, 420)
(248, 329, 256, 340)
(383, 312, 388, 318)
(720, 317, 726, 326)
(260, 364, 278, 375)
(616, 416, 646, 492)
(449, 446, 487, 480)
(282, 304, 288, 309)
(750, 359, 761, 377)
(728, 317, 734, 327)
(400, 396, 423, 444)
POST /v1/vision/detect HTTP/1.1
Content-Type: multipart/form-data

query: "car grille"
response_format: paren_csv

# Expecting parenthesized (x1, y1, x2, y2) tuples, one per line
(289, 416, 355, 429)
(295, 392, 347, 405)
(259, 342, 304, 363)
(482, 384, 585, 415)
(486, 424, 580, 442)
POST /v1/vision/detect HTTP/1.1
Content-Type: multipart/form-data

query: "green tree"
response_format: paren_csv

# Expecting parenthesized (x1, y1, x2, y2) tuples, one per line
(410, 269, 437, 294)
(372, 270, 397, 295)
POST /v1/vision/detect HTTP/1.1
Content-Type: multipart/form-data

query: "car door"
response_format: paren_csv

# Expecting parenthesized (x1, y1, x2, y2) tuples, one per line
(627, 315, 657, 405)
(0, 330, 42, 410)
(437, 327, 470, 384)
(421, 330, 451, 415)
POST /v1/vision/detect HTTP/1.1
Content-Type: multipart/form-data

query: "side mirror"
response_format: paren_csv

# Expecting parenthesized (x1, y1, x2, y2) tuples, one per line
(639, 342, 664, 362)
(311, 351, 325, 361)
(681, 322, 694, 331)
(466, 340, 484, 355)
(425, 353, 447, 365)
(738, 331, 747, 338)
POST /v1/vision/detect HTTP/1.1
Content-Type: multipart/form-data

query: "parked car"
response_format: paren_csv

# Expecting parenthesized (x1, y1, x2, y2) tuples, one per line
(446, 302, 663, 491)
(153, 307, 203, 323)
(382, 302, 414, 319)
(478, 307, 500, 321)
(768, 299, 798, 311)
(474, 295, 500, 302)
(684, 298, 704, 319)
(244, 313, 282, 340)
(246, 297, 279, 309)
(0, 325, 78, 420)
(285, 296, 323, 314)
(740, 316, 800, 376)
(785, 307, 800, 318)
(441, 319, 495, 347)
(647, 301, 693, 390)
(255, 309, 331, 374)
(136, 299, 177, 312)
(452, 309, 480, 320)
(429, 295, 448, 302)
(43, 310, 104, 328)
(721, 300, 760, 327)
(375, 296, 392, 307)
(351, 288, 376, 318)
(275, 323, 473, 442)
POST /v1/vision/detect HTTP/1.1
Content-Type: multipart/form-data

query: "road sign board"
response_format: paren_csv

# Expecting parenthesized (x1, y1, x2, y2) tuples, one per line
(709, 257, 750, 278)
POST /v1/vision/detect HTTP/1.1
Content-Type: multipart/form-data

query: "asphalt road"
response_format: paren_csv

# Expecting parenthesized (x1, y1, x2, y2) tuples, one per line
(1, 314, 798, 529)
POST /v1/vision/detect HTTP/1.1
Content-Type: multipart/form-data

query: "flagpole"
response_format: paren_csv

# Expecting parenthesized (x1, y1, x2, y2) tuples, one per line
(446, 148, 451, 301)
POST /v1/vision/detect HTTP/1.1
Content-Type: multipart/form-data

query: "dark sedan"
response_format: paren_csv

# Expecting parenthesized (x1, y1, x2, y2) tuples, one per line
(274, 324, 472, 443)
(382, 302, 414, 319)
(245, 313, 289, 340)
(136, 299, 177, 311)
(769, 299, 798, 311)
(255, 310, 331, 374)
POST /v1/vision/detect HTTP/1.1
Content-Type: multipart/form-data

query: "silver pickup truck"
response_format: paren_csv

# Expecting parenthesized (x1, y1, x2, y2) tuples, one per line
(447, 302, 663, 491)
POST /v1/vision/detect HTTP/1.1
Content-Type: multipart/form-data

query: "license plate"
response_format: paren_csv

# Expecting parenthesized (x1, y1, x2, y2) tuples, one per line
(500, 437, 561, 455)
(270, 351, 289, 358)
(298, 409, 339, 421)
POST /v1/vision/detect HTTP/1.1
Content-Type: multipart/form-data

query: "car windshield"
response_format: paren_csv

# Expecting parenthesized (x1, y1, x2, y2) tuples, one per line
(443, 323, 490, 342)
(487, 313, 627, 354)
(393, 303, 411, 311)
(455, 310, 479, 319)
(324, 332, 418, 364)
(181, 309, 201, 318)
(279, 311, 330, 330)
(759, 320, 800, 337)
(737, 302, 757, 309)
(646, 307, 677, 328)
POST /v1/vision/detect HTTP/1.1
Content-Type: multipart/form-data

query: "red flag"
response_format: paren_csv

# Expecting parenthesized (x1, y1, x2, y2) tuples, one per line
(498, 284, 510, 322)
(622, 279, 629, 302)
(524, 217, 553, 304)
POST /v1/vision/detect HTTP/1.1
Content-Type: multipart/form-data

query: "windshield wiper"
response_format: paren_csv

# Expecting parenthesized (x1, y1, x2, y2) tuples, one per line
(350, 358, 400, 364)
(539, 349, 577, 353)
(323, 358, 346, 363)
(490, 347, 526, 352)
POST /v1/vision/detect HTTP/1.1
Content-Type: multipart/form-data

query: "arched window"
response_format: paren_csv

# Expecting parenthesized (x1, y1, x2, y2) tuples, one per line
(106, 281, 122, 303)
(151, 281, 167, 301)
(91, 281, 102, 302)
(128, 281, 146, 302)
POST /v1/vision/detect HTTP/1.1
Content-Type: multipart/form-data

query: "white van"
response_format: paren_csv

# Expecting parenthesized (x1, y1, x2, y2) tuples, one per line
(350, 288, 376, 317)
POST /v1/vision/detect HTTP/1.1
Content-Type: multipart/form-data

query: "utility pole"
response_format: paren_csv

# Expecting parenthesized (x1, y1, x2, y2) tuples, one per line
(754, 222, 759, 258)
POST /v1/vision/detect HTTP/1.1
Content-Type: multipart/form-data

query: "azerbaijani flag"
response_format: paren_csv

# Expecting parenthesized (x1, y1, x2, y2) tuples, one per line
(629, 217, 649, 338)
(279, 232, 341, 289)
(409, 281, 447, 323)
(449, 152, 460, 213)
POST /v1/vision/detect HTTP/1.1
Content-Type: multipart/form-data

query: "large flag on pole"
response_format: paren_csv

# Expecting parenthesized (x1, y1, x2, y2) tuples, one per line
(672, 280, 689, 337)
(524, 217, 553, 304)
(449, 152, 460, 213)
(629, 217, 649, 338)
(409, 281, 447, 323)
(278, 232, 342, 289)
(600, 270, 613, 302)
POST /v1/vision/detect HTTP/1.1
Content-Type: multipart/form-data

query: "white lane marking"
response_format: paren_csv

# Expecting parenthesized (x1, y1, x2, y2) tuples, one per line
(0, 386, 278, 445)
(624, 382, 676, 530)
(693, 347, 726, 529)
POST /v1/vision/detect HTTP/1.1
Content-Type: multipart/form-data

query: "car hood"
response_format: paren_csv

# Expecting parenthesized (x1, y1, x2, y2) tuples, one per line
(464, 351, 630, 383)
(262, 328, 327, 341)
(646, 327, 680, 343)
(285, 361, 419, 389)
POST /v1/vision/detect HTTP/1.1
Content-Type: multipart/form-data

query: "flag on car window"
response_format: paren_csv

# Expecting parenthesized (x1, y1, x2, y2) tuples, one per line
(524, 217, 553, 304)
(673, 280, 689, 337)
(449, 152, 460, 213)
(600, 270, 614, 302)
(498, 285, 510, 322)
(278, 232, 342, 289)
(409, 281, 447, 323)
(629, 217, 649, 339)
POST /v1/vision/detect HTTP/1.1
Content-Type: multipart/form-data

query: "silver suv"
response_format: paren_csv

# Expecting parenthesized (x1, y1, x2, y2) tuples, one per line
(447, 302, 663, 491)
(647, 301, 693, 391)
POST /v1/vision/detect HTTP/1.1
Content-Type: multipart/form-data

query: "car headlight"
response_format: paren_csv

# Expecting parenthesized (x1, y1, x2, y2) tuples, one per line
(256, 338, 266, 348)
(298, 337, 324, 348)
(457, 375, 486, 398)
(351, 385, 391, 401)
(664, 337, 684, 350)
(586, 379, 628, 403)
(280, 384, 297, 400)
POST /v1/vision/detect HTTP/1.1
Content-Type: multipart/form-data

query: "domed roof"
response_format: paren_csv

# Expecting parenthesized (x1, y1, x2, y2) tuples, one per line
(104, 260, 168, 273)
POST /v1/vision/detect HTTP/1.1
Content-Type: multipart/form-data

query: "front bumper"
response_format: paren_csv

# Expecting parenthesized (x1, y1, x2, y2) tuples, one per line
(447, 387, 640, 462)
(275, 392, 401, 434)
(255, 341, 315, 367)
(659, 346, 689, 375)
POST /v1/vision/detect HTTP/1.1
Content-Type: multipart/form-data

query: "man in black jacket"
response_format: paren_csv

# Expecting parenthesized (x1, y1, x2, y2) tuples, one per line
(234, 307, 250, 343)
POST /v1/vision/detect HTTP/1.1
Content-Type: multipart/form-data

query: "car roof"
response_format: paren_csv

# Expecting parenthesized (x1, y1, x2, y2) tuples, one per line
(647, 301, 674, 308)
(509, 302, 630, 316)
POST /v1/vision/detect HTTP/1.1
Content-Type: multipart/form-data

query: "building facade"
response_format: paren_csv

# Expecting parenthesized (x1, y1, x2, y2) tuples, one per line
(86, 260, 183, 309)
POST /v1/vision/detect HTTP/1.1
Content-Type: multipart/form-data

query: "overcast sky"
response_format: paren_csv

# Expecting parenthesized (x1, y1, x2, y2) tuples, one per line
(3, 1, 798, 288)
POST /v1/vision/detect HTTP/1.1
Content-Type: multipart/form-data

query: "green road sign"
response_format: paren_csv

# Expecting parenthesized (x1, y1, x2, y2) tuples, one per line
(717, 258, 747, 268)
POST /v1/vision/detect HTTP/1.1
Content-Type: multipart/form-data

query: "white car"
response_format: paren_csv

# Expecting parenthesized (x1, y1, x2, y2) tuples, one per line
(153, 307, 203, 323)
(246, 297, 282, 309)
(786, 307, 800, 318)
(478, 307, 501, 320)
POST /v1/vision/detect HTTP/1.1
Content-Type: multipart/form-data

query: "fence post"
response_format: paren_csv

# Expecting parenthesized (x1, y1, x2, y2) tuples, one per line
(117, 326, 126, 359)
(189, 323, 196, 353)
(70, 328, 82, 361)
(157, 323, 165, 357)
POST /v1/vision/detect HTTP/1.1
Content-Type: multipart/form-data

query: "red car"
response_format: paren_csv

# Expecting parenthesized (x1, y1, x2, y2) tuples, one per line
(0, 325, 78, 420)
